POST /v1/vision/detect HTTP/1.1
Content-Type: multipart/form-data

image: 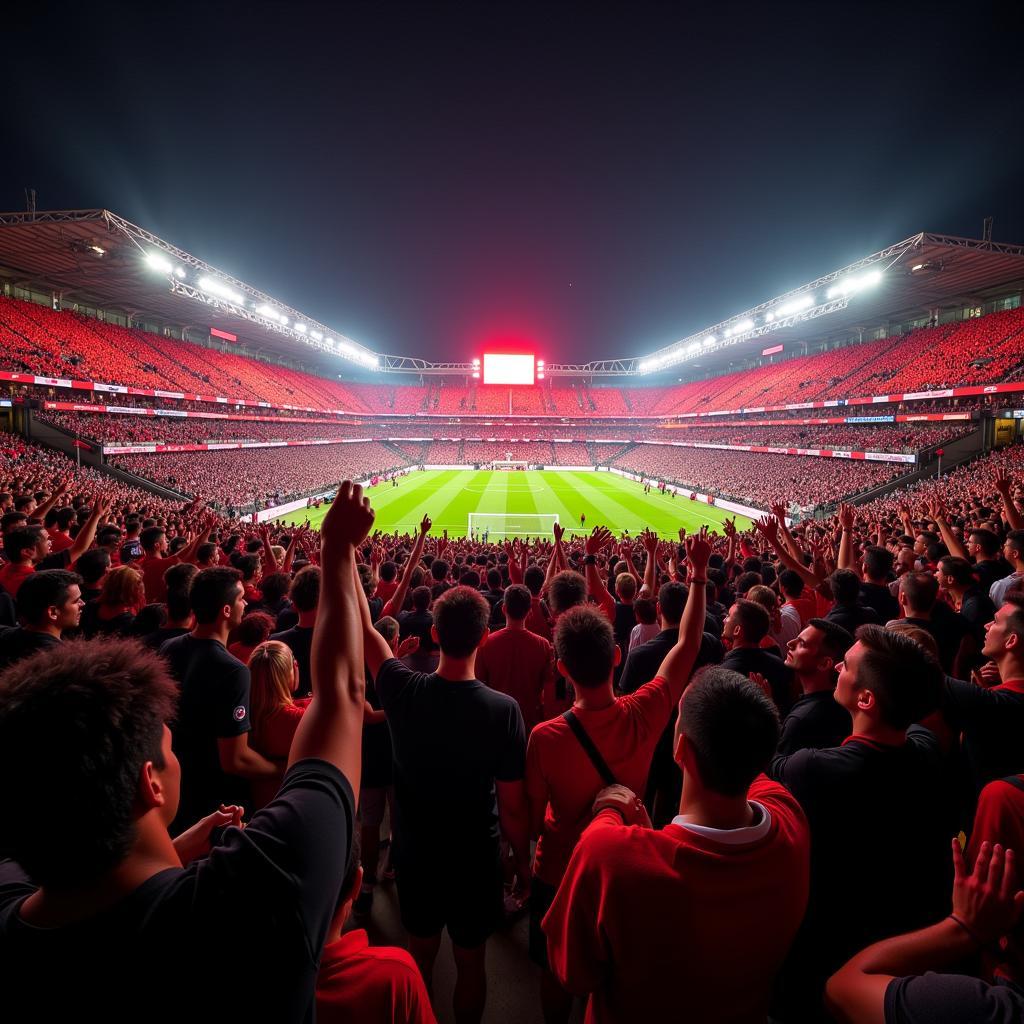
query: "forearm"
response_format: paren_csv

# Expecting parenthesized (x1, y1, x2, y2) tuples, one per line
(935, 517, 967, 560)
(229, 746, 281, 778)
(838, 527, 854, 571)
(658, 576, 706, 700)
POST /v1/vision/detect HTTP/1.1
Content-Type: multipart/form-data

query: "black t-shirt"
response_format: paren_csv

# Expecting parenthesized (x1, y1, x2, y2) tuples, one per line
(769, 727, 952, 1008)
(271, 626, 314, 699)
(0, 628, 60, 671)
(143, 625, 190, 652)
(36, 550, 72, 572)
(960, 587, 996, 645)
(80, 602, 135, 639)
(860, 581, 900, 623)
(885, 972, 1024, 1023)
(374, 658, 526, 867)
(361, 675, 393, 789)
(398, 608, 435, 648)
(890, 611, 967, 674)
(974, 556, 1013, 594)
(160, 634, 252, 830)
(0, 759, 354, 1024)
(777, 690, 852, 755)
(826, 601, 880, 633)
(722, 646, 796, 715)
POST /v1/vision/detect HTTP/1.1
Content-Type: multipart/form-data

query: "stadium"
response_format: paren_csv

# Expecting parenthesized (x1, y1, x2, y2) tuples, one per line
(3, 211, 1023, 535)
(5, 6, 1024, 1023)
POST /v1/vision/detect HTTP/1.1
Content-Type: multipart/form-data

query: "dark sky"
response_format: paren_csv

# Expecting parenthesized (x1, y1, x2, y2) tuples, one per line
(3, 2, 1023, 364)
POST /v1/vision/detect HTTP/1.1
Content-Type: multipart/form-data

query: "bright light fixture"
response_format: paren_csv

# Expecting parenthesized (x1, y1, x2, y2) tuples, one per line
(145, 252, 173, 274)
(827, 269, 883, 299)
(173, 267, 186, 278)
(733, 318, 754, 333)
(295, 323, 307, 333)
(703, 336, 716, 346)
(310, 330, 323, 341)
(197, 276, 244, 305)
(775, 294, 814, 317)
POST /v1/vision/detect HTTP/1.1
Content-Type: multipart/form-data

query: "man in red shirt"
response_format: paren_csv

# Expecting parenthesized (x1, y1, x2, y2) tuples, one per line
(317, 842, 436, 1024)
(476, 584, 554, 730)
(526, 532, 712, 1022)
(543, 665, 810, 1024)
(138, 520, 214, 603)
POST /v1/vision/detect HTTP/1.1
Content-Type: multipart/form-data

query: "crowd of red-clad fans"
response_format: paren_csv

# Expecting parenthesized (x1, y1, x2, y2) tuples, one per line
(612, 445, 907, 507)
(5, 294, 1024, 421)
(110, 442, 408, 511)
(2, 410, 1024, 1022)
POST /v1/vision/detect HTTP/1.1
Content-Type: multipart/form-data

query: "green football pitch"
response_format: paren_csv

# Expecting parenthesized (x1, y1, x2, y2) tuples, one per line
(273, 469, 751, 539)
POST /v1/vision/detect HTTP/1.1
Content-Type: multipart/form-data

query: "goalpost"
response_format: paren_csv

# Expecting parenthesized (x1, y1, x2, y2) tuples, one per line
(468, 512, 559, 539)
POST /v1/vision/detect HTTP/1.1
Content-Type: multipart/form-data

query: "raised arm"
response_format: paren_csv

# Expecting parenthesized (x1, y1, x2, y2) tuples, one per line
(837, 503, 857, 572)
(994, 471, 1024, 531)
(545, 522, 566, 590)
(32, 480, 69, 525)
(655, 528, 712, 704)
(584, 526, 615, 620)
(505, 540, 524, 584)
(280, 525, 305, 575)
(927, 497, 968, 560)
(68, 494, 112, 564)
(618, 540, 641, 586)
(288, 481, 375, 796)
(381, 514, 430, 618)
(754, 516, 826, 594)
(178, 512, 216, 565)
(771, 502, 801, 559)
(641, 529, 659, 597)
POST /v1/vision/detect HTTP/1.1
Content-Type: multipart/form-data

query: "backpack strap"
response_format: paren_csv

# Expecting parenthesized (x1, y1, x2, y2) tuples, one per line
(562, 709, 617, 787)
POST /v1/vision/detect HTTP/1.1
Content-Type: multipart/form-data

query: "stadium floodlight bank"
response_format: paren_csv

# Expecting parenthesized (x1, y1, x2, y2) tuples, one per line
(468, 512, 559, 539)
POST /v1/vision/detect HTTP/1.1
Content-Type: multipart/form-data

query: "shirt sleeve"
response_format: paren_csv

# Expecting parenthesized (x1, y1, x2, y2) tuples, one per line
(215, 662, 252, 737)
(884, 972, 1023, 1024)
(495, 697, 527, 782)
(624, 675, 675, 736)
(374, 657, 416, 711)
(195, 758, 355, 965)
(941, 675, 988, 726)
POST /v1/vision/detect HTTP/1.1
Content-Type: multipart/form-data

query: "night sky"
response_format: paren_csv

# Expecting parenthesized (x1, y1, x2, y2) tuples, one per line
(3, 2, 1023, 364)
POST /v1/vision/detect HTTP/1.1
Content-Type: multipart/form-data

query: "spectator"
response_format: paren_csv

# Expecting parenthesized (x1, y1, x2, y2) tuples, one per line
(859, 546, 900, 622)
(143, 562, 197, 651)
(991, 530, 1024, 607)
(721, 598, 795, 714)
(73, 547, 111, 603)
(229, 611, 275, 664)
(827, 568, 882, 632)
(628, 596, 659, 650)
(80, 564, 145, 638)
(0, 569, 84, 669)
(542, 666, 809, 1023)
(890, 570, 966, 674)
(270, 565, 320, 698)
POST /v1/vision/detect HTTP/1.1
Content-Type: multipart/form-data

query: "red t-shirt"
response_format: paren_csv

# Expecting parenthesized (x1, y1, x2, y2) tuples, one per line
(317, 929, 436, 1024)
(525, 595, 553, 641)
(0, 561, 34, 598)
(139, 552, 181, 603)
(543, 776, 810, 1024)
(785, 594, 817, 627)
(475, 627, 554, 731)
(968, 775, 1024, 865)
(374, 579, 399, 604)
(250, 699, 309, 808)
(526, 675, 675, 886)
(47, 529, 73, 554)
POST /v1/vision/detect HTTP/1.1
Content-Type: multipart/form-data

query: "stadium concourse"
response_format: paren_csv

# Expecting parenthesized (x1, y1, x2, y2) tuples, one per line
(3, 214, 1024, 1024)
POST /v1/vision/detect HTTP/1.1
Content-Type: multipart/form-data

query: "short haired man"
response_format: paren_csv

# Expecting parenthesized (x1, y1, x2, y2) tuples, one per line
(523, 563, 553, 640)
(991, 529, 1024, 607)
(0, 569, 84, 670)
(780, 568, 816, 627)
(779, 618, 854, 755)
(139, 521, 212, 603)
(543, 667, 810, 1023)
(160, 566, 279, 831)
(859, 545, 900, 622)
(826, 568, 881, 633)
(475, 584, 554, 731)
(143, 562, 198, 651)
(768, 625, 951, 1019)
(0, 480, 373, 1022)
(270, 565, 321, 699)
(937, 555, 995, 673)
(966, 526, 1012, 593)
(360, 571, 530, 1024)
(526, 535, 712, 1022)
(71, 546, 110, 603)
(888, 569, 968, 674)
(722, 598, 795, 714)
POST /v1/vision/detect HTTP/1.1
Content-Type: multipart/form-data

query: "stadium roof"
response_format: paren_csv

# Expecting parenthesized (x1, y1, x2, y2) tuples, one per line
(1, 210, 1023, 379)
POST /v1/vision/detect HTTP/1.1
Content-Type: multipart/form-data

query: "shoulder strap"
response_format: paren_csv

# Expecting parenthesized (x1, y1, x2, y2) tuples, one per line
(1001, 775, 1024, 793)
(562, 709, 617, 787)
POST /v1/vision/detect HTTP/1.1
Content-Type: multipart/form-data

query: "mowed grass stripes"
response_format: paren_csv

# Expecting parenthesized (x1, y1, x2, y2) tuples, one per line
(275, 470, 752, 539)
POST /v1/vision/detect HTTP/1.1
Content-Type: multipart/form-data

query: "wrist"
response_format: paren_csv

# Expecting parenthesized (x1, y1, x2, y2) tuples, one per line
(690, 577, 708, 584)
(584, 553, 597, 565)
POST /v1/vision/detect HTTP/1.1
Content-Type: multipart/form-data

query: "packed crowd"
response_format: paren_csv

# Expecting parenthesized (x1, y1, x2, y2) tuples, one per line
(612, 445, 907, 507)
(111, 442, 409, 511)
(1, 428, 1024, 1022)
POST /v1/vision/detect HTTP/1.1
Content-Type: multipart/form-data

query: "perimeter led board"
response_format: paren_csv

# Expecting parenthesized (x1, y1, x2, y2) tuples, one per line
(483, 353, 535, 385)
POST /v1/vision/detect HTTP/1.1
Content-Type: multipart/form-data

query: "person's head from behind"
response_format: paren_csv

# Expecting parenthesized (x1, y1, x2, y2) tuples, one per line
(486, 568, 502, 592)
(554, 605, 618, 689)
(379, 561, 398, 584)
(196, 541, 220, 568)
(431, 585, 490, 659)
(785, 618, 853, 682)
(615, 572, 637, 603)
(289, 565, 321, 615)
(674, 666, 780, 797)
(0, 639, 179, 888)
(722, 598, 770, 649)
(967, 528, 999, 561)
(656, 581, 687, 627)
(235, 611, 275, 650)
(861, 544, 894, 583)
(18, 570, 84, 632)
(634, 596, 657, 626)
(936, 556, 973, 593)
(885, 621, 942, 663)
(190, 567, 245, 629)
(247, 640, 297, 729)
(237, 553, 260, 584)
(411, 585, 431, 613)
(259, 571, 291, 608)
(164, 562, 197, 626)
(829, 568, 862, 606)
(431, 558, 449, 583)
(735, 571, 762, 599)
(374, 615, 400, 652)
(524, 564, 545, 597)
(140, 526, 167, 556)
(746, 584, 780, 626)
(548, 570, 587, 616)
(99, 565, 146, 612)
(502, 584, 532, 623)
(898, 570, 938, 617)
(836, 624, 943, 730)
(778, 569, 804, 600)
(74, 547, 111, 589)
(982, 593, 1024, 664)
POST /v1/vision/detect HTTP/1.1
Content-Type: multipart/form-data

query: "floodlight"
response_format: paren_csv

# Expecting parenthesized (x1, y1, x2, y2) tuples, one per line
(174, 267, 186, 278)
(280, 318, 289, 328)
(472, 358, 481, 367)
(703, 336, 715, 346)
(145, 252, 173, 274)
(724, 328, 733, 338)
(89, 245, 105, 255)
(472, 371, 480, 378)
(863, 270, 882, 286)
(310, 330, 323, 341)
(686, 342, 700, 354)
(537, 359, 545, 366)
(295, 323, 307, 333)
(538, 372, 545, 379)
(734, 318, 754, 332)
(775, 294, 814, 317)
(766, 312, 774, 322)
(197, 276, 244, 305)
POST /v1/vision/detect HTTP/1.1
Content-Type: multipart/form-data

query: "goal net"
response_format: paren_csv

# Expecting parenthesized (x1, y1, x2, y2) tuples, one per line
(468, 512, 559, 539)
(489, 460, 530, 470)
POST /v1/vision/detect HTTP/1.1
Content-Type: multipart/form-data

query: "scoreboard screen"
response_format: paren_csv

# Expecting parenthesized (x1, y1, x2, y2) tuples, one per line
(483, 353, 535, 385)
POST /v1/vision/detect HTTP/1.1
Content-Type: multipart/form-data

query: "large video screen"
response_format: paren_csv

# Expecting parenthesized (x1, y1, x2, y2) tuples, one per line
(483, 353, 535, 385)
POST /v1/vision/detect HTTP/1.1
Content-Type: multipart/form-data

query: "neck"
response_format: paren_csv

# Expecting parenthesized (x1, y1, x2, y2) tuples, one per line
(995, 653, 1024, 682)
(849, 711, 906, 746)
(436, 652, 478, 681)
(799, 672, 835, 696)
(192, 623, 229, 645)
(20, 814, 180, 928)
(505, 618, 526, 631)
(573, 681, 615, 710)
(676, 776, 755, 831)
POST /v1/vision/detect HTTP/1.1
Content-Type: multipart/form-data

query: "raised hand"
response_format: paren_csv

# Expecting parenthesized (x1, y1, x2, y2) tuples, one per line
(753, 515, 779, 546)
(553, 521, 565, 543)
(722, 517, 737, 539)
(952, 839, 1024, 946)
(770, 501, 788, 521)
(641, 528, 659, 554)
(684, 526, 712, 576)
(839, 503, 855, 531)
(585, 525, 613, 555)
(677, 526, 687, 543)
(396, 635, 420, 658)
(320, 481, 375, 549)
(748, 671, 773, 700)
(995, 470, 1014, 495)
